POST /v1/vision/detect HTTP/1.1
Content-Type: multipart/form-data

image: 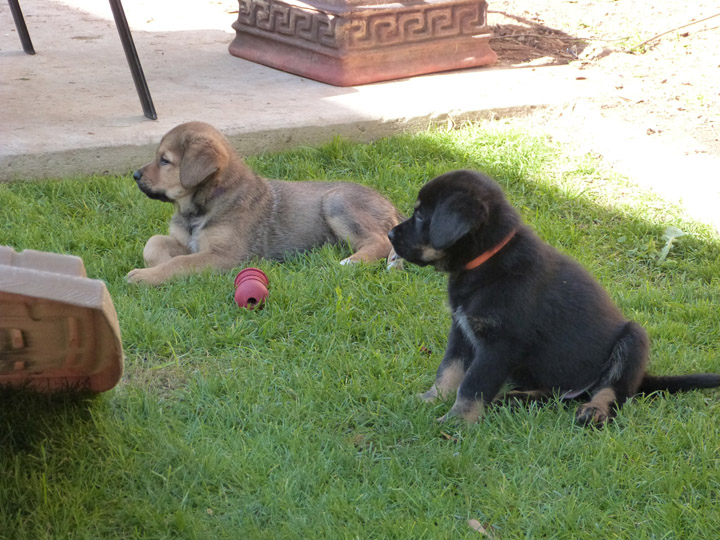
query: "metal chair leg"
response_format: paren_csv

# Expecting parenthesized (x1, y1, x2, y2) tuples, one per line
(7, 0, 35, 55)
(108, 0, 157, 120)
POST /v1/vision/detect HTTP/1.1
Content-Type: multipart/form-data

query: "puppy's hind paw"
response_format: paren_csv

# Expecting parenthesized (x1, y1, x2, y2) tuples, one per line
(576, 388, 617, 427)
(386, 251, 404, 271)
(575, 404, 610, 427)
(340, 255, 365, 266)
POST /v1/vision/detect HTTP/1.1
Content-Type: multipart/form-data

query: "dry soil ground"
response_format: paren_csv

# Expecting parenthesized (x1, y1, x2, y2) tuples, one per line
(489, 0, 720, 156)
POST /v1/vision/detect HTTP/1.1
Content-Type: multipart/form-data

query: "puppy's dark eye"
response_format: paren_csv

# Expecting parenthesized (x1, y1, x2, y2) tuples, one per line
(159, 156, 171, 166)
(415, 211, 424, 222)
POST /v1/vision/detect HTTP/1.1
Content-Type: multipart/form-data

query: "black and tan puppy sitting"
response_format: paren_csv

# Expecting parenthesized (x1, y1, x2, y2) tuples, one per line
(388, 169, 720, 426)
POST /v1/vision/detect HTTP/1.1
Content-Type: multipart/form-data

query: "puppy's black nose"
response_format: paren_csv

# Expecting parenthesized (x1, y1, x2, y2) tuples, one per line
(133, 170, 142, 181)
(387, 228, 395, 242)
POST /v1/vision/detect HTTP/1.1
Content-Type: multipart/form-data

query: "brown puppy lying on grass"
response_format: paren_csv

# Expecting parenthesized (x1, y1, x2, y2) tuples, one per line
(128, 122, 404, 285)
(388, 169, 720, 426)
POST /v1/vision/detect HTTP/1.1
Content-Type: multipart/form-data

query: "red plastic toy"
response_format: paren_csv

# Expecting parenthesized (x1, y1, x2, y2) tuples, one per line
(234, 268, 269, 309)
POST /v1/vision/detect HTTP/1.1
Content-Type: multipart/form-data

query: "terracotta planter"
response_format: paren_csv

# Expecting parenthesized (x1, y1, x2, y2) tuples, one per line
(234, 268, 270, 309)
(228, 0, 496, 86)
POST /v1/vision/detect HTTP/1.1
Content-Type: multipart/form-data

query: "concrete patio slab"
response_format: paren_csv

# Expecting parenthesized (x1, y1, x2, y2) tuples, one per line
(0, 0, 603, 181)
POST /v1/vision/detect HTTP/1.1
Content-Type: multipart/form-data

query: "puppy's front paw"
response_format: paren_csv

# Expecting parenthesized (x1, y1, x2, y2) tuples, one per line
(126, 267, 164, 286)
(419, 386, 439, 403)
(435, 406, 464, 424)
(438, 398, 484, 424)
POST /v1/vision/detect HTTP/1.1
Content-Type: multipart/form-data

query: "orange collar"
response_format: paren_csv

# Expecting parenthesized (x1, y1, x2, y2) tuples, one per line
(464, 230, 516, 270)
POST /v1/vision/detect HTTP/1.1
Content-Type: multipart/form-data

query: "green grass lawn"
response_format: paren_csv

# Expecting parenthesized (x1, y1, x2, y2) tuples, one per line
(1, 122, 719, 539)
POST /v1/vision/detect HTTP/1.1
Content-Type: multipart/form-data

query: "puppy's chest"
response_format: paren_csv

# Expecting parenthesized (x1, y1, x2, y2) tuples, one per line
(174, 213, 210, 253)
(453, 306, 499, 345)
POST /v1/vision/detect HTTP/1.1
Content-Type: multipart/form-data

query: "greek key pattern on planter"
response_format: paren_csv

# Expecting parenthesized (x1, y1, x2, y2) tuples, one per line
(237, 0, 338, 48)
(348, 4, 487, 49)
(236, 0, 488, 50)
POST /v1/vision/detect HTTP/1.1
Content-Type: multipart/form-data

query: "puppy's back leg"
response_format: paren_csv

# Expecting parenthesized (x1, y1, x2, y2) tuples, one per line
(322, 188, 400, 264)
(338, 233, 395, 265)
(576, 321, 649, 426)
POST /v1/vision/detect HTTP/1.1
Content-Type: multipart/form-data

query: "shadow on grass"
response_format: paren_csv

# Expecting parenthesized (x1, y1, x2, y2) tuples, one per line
(0, 388, 96, 453)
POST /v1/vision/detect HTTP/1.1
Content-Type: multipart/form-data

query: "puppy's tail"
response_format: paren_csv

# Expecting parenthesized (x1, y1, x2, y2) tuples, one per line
(639, 373, 720, 394)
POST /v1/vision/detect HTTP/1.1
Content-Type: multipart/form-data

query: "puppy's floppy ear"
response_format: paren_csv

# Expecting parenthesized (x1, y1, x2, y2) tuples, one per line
(179, 135, 228, 188)
(429, 193, 485, 250)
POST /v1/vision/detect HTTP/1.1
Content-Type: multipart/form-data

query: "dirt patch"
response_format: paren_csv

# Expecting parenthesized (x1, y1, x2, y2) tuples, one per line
(488, 0, 720, 156)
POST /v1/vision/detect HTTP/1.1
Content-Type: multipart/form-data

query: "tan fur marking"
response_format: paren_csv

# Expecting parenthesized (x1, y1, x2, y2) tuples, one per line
(421, 245, 444, 262)
(435, 360, 465, 398)
(420, 360, 465, 402)
(438, 397, 485, 423)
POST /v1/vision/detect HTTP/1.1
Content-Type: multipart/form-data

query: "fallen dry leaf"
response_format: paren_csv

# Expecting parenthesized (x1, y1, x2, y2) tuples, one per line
(468, 519, 494, 537)
(440, 431, 458, 442)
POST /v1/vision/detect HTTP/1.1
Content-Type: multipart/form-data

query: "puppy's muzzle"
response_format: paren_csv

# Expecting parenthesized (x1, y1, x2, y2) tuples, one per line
(388, 224, 406, 254)
(388, 226, 404, 254)
(133, 169, 172, 203)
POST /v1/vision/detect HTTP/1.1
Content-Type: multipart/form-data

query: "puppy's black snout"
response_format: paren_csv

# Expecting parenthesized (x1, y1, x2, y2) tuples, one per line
(387, 228, 396, 242)
(133, 170, 142, 182)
